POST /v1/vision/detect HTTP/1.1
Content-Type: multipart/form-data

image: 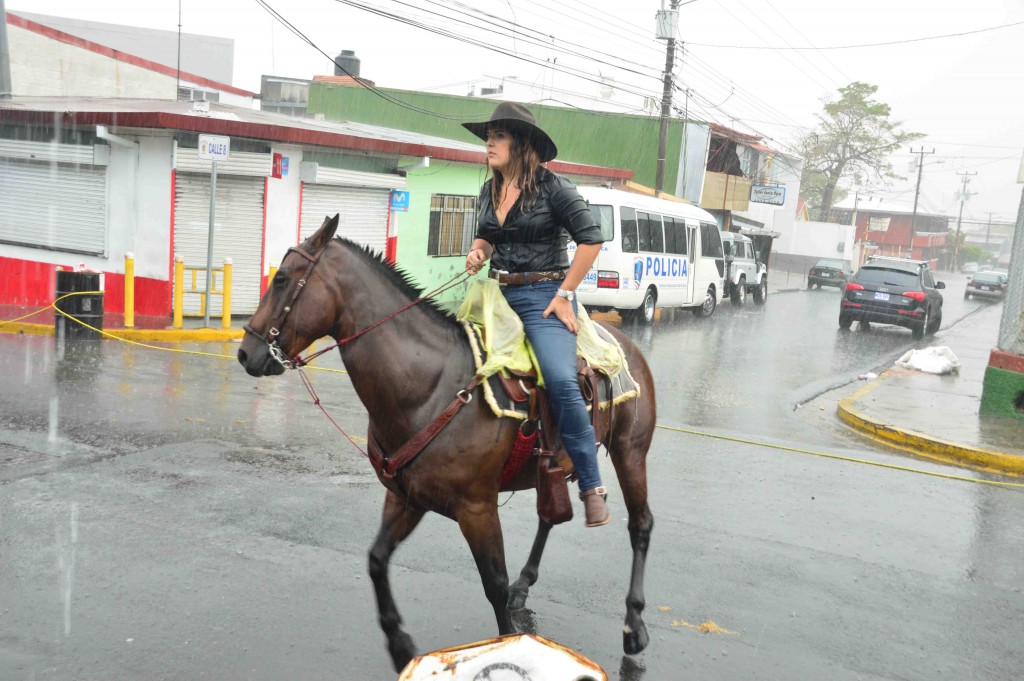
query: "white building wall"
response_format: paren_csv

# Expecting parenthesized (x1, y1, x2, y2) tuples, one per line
(775, 220, 855, 263)
(104, 143, 138, 270)
(135, 137, 175, 279)
(9, 24, 173, 99)
(8, 24, 255, 106)
(16, 11, 235, 85)
(264, 146, 305, 274)
(99, 136, 175, 279)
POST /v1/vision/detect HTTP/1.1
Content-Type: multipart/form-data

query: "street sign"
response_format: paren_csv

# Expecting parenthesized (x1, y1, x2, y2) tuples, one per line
(390, 190, 410, 212)
(198, 135, 230, 162)
(750, 184, 786, 206)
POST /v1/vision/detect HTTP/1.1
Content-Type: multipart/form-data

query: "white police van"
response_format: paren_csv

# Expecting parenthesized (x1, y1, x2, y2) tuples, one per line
(568, 186, 725, 323)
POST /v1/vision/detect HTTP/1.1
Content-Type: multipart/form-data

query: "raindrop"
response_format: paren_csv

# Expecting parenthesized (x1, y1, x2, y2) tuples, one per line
(49, 396, 59, 446)
(24, 342, 33, 384)
(55, 319, 66, 361)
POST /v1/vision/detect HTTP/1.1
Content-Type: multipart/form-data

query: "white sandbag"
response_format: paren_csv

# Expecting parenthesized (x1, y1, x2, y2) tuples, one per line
(894, 346, 961, 375)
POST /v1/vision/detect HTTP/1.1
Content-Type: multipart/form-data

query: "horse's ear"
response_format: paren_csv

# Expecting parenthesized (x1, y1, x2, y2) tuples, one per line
(307, 214, 340, 251)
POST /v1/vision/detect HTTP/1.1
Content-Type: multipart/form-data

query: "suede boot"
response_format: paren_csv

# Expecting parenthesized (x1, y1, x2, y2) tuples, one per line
(581, 486, 610, 527)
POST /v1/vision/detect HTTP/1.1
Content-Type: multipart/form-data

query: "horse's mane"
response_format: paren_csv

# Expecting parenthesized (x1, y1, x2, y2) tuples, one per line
(333, 237, 464, 336)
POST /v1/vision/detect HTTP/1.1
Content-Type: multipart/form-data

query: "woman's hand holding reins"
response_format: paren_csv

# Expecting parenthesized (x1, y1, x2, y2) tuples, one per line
(465, 247, 489, 274)
(543, 295, 578, 334)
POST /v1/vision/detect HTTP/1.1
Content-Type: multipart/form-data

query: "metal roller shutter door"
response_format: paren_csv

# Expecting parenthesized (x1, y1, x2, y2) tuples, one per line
(174, 173, 265, 315)
(300, 185, 389, 256)
(0, 158, 107, 255)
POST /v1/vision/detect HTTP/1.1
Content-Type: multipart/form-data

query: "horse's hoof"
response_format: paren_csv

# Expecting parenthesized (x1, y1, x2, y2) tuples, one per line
(510, 607, 538, 635)
(388, 632, 417, 673)
(623, 620, 650, 655)
(508, 589, 528, 610)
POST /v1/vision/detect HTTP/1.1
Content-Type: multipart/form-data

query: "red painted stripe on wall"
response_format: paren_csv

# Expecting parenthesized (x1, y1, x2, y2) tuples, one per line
(989, 348, 1024, 375)
(0, 256, 64, 306)
(0, 256, 171, 315)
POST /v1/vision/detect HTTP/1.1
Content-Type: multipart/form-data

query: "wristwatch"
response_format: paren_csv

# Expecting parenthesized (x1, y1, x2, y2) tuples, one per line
(555, 289, 575, 301)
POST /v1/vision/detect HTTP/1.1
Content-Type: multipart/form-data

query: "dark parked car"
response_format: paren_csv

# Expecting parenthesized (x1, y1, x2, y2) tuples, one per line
(808, 258, 852, 289)
(964, 271, 1006, 300)
(839, 256, 945, 339)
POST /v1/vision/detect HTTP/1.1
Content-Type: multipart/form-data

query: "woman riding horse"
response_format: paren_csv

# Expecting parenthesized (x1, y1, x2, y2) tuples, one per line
(462, 102, 610, 527)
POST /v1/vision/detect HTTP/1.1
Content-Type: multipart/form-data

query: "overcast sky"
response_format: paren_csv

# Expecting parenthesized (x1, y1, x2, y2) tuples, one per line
(10, 0, 1024, 227)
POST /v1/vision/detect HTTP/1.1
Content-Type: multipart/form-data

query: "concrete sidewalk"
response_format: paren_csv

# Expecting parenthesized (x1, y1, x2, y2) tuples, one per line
(836, 302, 1024, 476)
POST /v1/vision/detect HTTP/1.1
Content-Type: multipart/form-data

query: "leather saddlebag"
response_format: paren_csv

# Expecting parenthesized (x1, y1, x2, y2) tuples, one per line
(536, 450, 574, 525)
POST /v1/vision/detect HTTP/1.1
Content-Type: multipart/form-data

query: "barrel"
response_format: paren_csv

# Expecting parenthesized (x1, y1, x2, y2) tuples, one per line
(55, 271, 104, 341)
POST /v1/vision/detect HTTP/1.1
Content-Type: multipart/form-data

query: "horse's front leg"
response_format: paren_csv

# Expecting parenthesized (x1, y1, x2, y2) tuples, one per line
(508, 517, 553, 610)
(612, 452, 654, 656)
(368, 490, 426, 673)
(456, 501, 514, 635)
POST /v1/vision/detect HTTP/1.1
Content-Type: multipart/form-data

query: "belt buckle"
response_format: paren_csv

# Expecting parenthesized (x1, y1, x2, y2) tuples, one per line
(491, 269, 510, 286)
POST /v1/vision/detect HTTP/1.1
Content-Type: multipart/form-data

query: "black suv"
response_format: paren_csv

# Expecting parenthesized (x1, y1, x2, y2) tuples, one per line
(839, 256, 945, 339)
(808, 258, 852, 289)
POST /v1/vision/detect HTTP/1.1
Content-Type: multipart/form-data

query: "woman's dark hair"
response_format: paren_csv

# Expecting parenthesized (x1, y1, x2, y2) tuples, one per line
(489, 126, 543, 212)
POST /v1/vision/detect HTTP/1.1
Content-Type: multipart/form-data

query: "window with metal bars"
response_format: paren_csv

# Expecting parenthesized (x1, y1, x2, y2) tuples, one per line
(427, 194, 478, 257)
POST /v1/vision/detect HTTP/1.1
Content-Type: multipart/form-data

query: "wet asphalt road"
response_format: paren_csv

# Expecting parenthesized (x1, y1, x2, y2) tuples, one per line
(2, 276, 1023, 680)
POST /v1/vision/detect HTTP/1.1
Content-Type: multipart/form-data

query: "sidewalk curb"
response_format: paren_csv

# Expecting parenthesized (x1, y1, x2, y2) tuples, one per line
(837, 375, 1024, 476)
(1, 321, 244, 342)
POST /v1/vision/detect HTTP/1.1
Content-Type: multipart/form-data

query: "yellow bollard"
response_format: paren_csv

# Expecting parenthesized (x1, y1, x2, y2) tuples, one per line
(173, 254, 184, 329)
(124, 251, 135, 328)
(222, 257, 233, 329)
(268, 265, 278, 289)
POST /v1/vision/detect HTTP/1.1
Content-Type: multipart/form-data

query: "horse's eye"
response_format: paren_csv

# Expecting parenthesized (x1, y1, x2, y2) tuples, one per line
(272, 275, 287, 290)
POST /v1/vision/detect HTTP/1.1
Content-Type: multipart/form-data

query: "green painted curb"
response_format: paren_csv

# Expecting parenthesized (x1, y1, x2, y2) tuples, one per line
(980, 365, 1024, 422)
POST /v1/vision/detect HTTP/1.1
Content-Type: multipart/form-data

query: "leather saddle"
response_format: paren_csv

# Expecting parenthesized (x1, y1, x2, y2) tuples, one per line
(496, 357, 614, 451)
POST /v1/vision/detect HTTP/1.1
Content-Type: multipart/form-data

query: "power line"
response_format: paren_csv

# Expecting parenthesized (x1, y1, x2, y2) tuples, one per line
(254, 0, 473, 118)
(689, 19, 1024, 49)
(924, 140, 1021, 149)
(257, 0, 671, 120)
(729, 0, 846, 90)
(708, 0, 840, 93)
(760, 0, 854, 83)
(401, 0, 667, 83)
(679, 47, 812, 132)
(330, 0, 670, 103)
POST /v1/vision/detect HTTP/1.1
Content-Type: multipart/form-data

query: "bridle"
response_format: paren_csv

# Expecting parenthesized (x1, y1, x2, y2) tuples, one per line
(243, 240, 475, 370)
(242, 239, 482, 468)
(242, 244, 323, 370)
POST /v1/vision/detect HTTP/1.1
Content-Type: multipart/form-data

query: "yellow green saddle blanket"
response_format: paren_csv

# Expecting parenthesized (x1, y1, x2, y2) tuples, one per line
(456, 279, 641, 420)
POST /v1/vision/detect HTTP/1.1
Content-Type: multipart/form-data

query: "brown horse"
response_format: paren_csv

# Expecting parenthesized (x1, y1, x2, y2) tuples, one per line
(237, 215, 657, 672)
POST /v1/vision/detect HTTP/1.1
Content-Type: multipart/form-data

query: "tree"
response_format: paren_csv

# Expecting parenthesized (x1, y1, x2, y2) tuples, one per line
(798, 82, 923, 221)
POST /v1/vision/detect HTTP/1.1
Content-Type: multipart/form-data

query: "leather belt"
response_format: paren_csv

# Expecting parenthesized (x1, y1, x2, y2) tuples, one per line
(488, 270, 566, 286)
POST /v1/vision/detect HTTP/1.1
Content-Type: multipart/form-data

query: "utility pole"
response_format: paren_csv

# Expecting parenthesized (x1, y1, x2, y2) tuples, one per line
(655, 0, 680, 195)
(985, 211, 996, 247)
(908, 147, 936, 257)
(0, 0, 13, 100)
(176, 0, 183, 97)
(850, 189, 862, 226)
(953, 171, 976, 270)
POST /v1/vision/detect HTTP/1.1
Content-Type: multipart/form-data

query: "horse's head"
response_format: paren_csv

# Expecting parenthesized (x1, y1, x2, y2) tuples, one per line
(238, 214, 340, 377)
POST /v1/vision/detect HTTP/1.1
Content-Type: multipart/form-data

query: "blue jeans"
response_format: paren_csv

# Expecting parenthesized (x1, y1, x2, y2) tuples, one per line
(502, 280, 602, 491)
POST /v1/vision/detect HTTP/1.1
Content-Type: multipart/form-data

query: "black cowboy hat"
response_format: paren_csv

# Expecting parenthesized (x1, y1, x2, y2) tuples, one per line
(462, 101, 558, 163)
